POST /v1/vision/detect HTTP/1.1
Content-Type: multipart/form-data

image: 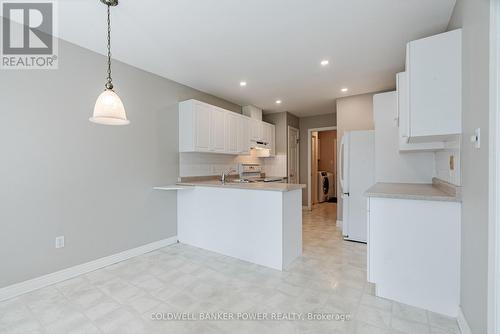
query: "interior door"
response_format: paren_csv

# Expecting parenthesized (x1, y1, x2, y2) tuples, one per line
(311, 134, 318, 204)
(332, 136, 337, 197)
(288, 127, 299, 184)
(340, 133, 350, 238)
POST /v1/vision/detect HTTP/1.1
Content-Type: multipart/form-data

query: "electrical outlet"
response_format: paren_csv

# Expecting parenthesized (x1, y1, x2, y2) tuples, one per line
(55, 236, 65, 249)
(449, 155, 455, 171)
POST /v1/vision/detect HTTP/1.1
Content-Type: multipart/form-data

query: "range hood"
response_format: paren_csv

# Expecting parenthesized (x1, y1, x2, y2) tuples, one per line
(250, 140, 270, 157)
(251, 140, 269, 150)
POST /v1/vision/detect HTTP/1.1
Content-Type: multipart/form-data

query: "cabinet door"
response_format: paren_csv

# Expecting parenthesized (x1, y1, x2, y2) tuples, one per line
(407, 29, 461, 141)
(225, 112, 239, 154)
(262, 123, 271, 144)
(397, 72, 408, 140)
(194, 102, 211, 151)
(210, 107, 226, 152)
(238, 117, 251, 154)
(397, 73, 445, 151)
(250, 119, 262, 141)
(269, 124, 276, 156)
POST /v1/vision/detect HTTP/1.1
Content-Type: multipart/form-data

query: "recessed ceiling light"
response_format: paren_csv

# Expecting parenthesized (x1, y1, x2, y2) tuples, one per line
(320, 60, 329, 66)
(341, 88, 348, 92)
(276, 100, 282, 104)
(240, 81, 247, 87)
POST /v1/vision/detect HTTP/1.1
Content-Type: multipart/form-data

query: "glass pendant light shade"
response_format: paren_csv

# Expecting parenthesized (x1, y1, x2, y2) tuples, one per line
(90, 89, 129, 125)
(90, 0, 130, 126)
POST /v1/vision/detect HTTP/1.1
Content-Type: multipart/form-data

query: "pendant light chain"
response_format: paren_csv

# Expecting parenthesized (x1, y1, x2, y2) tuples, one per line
(105, 4, 113, 90)
(91, 0, 129, 126)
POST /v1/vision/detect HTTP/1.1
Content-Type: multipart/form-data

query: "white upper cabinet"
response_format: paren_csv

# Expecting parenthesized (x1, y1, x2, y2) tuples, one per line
(396, 72, 445, 151)
(237, 116, 251, 155)
(261, 122, 271, 144)
(179, 100, 274, 156)
(405, 29, 462, 143)
(261, 122, 276, 156)
(210, 107, 226, 153)
(250, 119, 262, 142)
(179, 100, 211, 152)
(224, 112, 239, 154)
(269, 124, 276, 156)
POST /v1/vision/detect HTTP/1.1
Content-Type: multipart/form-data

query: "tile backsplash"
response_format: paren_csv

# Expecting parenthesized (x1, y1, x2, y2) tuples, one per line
(262, 154, 287, 178)
(179, 152, 288, 178)
(179, 153, 260, 178)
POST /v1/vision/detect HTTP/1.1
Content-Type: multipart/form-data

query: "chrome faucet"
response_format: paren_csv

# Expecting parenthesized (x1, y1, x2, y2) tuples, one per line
(221, 168, 236, 184)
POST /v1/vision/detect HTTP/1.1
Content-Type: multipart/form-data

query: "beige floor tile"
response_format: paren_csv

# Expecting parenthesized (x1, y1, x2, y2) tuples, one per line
(427, 312, 460, 333)
(392, 302, 429, 324)
(391, 316, 431, 334)
(0, 203, 453, 334)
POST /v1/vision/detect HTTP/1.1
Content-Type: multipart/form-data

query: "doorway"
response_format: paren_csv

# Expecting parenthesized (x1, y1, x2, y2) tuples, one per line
(307, 127, 337, 210)
(288, 126, 300, 184)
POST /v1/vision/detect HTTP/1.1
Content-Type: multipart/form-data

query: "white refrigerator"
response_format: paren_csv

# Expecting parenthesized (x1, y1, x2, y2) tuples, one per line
(339, 130, 375, 243)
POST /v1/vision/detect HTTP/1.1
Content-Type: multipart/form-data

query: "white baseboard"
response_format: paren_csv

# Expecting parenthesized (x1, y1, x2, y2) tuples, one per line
(302, 206, 311, 211)
(457, 307, 472, 334)
(0, 236, 178, 302)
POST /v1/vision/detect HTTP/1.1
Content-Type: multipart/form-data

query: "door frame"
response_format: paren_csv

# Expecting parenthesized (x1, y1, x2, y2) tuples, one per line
(307, 126, 337, 210)
(287, 126, 300, 184)
(489, 1, 500, 333)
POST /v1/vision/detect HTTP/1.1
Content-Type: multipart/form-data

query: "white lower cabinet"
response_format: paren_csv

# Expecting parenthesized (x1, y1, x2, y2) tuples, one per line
(179, 99, 275, 155)
(367, 197, 461, 317)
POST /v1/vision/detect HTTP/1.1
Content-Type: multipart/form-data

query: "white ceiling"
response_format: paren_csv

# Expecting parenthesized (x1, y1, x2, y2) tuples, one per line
(56, 0, 456, 117)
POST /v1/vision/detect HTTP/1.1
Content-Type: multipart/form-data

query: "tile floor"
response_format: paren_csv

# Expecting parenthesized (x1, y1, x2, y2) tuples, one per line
(0, 203, 460, 334)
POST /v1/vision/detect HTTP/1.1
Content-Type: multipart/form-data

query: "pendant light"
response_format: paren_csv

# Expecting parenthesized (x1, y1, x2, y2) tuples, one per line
(90, 0, 129, 125)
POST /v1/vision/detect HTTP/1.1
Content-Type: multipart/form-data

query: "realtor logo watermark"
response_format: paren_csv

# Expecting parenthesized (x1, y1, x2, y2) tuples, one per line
(1, 0, 58, 69)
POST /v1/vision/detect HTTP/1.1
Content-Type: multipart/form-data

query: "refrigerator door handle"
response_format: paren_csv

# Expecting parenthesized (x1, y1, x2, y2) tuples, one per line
(339, 135, 346, 192)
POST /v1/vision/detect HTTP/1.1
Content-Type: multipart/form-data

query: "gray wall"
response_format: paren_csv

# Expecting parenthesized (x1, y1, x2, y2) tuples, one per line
(298, 113, 337, 205)
(449, 1, 491, 333)
(0, 39, 241, 288)
(287, 113, 300, 130)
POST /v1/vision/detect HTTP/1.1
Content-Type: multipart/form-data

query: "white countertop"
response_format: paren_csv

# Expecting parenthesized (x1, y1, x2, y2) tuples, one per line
(175, 180, 306, 192)
(365, 182, 461, 202)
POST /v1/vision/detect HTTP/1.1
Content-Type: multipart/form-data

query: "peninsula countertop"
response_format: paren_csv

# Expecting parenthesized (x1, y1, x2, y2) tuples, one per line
(176, 179, 306, 192)
(365, 179, 461, 202)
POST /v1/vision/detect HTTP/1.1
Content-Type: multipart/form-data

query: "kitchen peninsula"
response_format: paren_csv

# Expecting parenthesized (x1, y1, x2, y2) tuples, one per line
(155, 180, 305, 271)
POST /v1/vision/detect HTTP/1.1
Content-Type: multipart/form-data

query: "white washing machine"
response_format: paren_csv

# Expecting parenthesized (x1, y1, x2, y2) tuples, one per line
(326, 172, 336, 198)
(317, 171, 330, 203)
(318, 171, 336, 203)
